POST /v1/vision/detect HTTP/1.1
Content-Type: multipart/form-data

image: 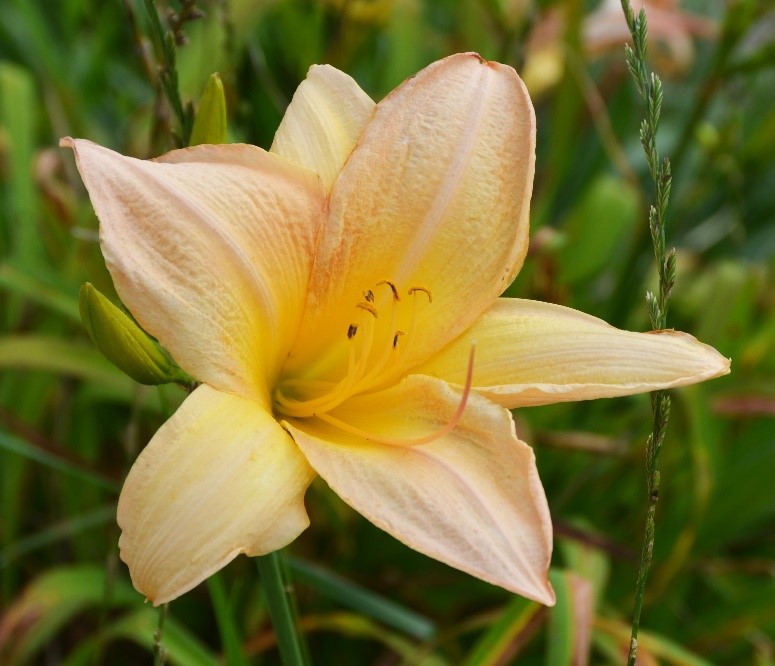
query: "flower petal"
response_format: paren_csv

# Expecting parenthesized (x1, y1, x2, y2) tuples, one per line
(117, 384, 315, 605)
(63, 139, 326, 400)
(286, 53, 535, 378)
(271, 64, 375, 189)
(418, 298, 731, 408)
(284, 375, 555, 605)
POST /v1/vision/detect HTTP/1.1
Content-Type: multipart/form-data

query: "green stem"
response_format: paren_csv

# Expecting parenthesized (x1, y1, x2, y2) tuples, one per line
(627, 391, 670, 666)
(153, 603, 169, 666)
(256, 550, 310, 665)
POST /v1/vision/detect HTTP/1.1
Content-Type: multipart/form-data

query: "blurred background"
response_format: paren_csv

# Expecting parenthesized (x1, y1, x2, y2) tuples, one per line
(0, 0, 773, 663)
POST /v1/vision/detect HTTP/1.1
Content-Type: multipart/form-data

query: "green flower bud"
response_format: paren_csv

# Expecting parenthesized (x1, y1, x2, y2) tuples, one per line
(79, 283, 190, 385)
(189, 72, 227, 146)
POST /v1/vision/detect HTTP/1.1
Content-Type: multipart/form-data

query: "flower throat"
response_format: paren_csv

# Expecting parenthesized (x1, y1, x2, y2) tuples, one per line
(273, 281, 475, 446)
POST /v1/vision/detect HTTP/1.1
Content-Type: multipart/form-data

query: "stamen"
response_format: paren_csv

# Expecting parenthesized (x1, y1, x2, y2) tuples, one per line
(316, 345, 476, 447)
(356, 301, 378, 318)
(349, 309, 376, 389)
(275, 304, 377, 417)
(354, 285, 401, 392)
(398, 285, 433, 364)
(275, 283, 435, 418)
(376, 280, 401, 301)
(408, 286, 432, 303)
(274, 338, 358, 416)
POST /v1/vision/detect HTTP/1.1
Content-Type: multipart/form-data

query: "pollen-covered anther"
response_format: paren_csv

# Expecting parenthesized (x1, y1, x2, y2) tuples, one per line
(376, 280, 401, 301)
(356, 301, 378, 317)
(408, 286, 432, 303)
(275, 282, 430, 418)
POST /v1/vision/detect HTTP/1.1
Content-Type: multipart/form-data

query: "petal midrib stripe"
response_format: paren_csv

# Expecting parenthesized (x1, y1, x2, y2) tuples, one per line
(394, 65, 492, 284)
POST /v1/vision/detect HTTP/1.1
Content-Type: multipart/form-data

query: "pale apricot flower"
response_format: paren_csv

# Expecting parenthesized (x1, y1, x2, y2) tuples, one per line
(62, 53, 729, 607)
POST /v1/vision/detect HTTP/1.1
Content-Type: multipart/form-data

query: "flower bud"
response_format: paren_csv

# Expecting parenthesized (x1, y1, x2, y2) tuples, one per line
(189, 73, 227, 146)
(79, 283, 190, 385)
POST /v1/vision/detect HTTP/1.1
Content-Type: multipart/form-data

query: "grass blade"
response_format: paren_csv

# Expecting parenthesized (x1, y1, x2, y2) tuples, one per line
(288, 555, 436, 641)
(207, 573, 248, 666)
(463, 595, 544, 666)
(0, 430, 119, 493)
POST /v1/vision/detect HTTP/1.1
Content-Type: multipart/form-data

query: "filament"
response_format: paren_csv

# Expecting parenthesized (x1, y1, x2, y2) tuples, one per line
(274, 282, 435, 419)
(315, 345, 476, 447)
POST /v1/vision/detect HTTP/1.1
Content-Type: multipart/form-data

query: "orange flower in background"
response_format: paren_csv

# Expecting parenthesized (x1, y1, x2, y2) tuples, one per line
(63, 53, 729, 607)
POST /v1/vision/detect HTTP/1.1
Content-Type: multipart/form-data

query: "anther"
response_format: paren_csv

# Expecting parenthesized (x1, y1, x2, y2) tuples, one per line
(376, 280, 401, 301)
(356, 302, 378, 318)
(363, 289, 375, 303)
(392, 331, 405, 348)
(408, 286, 432, 303)
(347, 324, 358, 339)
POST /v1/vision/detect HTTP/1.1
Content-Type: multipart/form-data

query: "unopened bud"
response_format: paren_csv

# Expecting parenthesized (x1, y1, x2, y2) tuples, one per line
(189, 73, 227, 146)
(79, 283, 190, 385)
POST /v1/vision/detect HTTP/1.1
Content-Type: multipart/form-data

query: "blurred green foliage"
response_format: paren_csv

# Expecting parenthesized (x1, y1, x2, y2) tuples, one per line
(0, 0, 773, 663)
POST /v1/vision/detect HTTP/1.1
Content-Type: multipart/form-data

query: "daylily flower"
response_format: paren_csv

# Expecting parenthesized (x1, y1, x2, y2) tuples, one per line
(63, 53, 729, 607)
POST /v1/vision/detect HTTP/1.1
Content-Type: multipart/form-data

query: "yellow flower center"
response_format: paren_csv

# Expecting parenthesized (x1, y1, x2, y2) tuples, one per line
(273, 281, 431, 419)
(273, 281, 476, 447)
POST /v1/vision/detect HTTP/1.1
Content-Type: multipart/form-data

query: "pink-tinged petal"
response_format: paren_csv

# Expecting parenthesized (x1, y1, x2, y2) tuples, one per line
(285, 53, 535, 380)
(271, 64, 375, 189)
(117, 384, 314, 605)
(418, 298, 730, 408)
(284, 375, 555, 605)
(62, 139, 326, 401)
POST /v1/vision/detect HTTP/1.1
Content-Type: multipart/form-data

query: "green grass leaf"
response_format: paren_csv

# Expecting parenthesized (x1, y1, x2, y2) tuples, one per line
(288, 555, 436, 641)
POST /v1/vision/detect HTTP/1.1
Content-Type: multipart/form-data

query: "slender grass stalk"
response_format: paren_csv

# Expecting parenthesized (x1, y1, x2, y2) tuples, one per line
(617, 2, 676, 664)
(142, 0, 195, 146)
(256, 551, 311, 666)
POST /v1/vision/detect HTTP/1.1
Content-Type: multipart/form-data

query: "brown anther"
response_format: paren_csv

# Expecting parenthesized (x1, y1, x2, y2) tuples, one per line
(392, 331, 406, 348)
(347, 324, 358, 339)
(356, 302, 378, 318)
(376, 280, 401, 301)
(408, 286, 433, 303)
(363, 289, 375, 303)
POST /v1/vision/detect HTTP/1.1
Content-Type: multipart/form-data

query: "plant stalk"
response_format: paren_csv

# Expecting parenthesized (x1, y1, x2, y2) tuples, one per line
(617, 2, 676, 663)
(256, 550, 311, 665)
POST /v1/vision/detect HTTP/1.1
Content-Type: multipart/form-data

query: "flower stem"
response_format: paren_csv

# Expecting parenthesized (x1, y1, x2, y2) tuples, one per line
(153, 602, 169, 666)
(256, 550, 311, 665)
(617, 2, 676, 663)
